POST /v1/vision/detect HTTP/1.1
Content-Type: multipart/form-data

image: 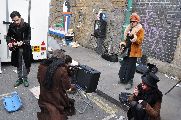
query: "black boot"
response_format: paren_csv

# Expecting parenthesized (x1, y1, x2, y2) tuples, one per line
(14, 78, 23, 87)
(23, 79, 29, 87)
(125, 79, 133, 90)
(125, 83, 133, 90)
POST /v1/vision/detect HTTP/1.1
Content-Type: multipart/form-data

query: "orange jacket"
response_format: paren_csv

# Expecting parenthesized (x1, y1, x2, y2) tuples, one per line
(129, 28, 144, 57)
(120, 24, 144, 58)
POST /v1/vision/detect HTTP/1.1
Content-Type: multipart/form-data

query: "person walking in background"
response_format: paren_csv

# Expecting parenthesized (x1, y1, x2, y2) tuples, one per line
(127, 72, 163, 120)
(37, 49, 75, 120)
(118, 12, 144, 90)
(6, 11, 32, 87)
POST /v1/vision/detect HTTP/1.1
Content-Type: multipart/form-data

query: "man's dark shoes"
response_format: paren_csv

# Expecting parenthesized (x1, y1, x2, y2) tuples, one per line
(14, 78, 23, 87)
(23, 79, 29, 87)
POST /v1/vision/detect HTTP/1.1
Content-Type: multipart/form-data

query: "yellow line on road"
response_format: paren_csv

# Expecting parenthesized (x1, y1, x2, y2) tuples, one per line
(90, 95, 118, 115)
(102, 114, 116, 120)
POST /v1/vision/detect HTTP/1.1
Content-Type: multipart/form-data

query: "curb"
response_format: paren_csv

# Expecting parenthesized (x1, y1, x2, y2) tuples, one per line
(96, 89, 129, 111)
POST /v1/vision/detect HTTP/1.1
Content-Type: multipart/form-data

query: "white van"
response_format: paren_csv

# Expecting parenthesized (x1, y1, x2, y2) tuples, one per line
(0, 0, 50, 62)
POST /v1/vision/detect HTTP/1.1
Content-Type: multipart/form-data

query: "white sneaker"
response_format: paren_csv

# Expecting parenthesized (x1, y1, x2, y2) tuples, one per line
(0, 70, 2, 74)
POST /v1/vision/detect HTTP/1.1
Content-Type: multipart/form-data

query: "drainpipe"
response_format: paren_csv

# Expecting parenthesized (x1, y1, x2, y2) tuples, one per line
(28, 0, 31, 24)
(121, 0, 133, 41)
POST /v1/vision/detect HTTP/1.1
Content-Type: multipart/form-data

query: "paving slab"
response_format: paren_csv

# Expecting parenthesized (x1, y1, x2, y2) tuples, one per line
(61, 46, 181, 120)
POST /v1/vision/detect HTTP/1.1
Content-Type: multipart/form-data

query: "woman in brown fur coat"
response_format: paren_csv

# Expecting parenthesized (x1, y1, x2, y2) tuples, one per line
(118, 12, 144, 90)
(127, 72, 163, 120)
(37, 49, 75, 120)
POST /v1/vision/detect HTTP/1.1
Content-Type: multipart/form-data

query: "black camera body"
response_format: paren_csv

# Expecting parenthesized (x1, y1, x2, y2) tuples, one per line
(68, 65, 79, 77)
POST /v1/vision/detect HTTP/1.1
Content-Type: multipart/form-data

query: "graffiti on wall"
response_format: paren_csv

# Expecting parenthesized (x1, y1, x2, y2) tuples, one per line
(136, 1, 181, 63)
(104, 8, 123, 54)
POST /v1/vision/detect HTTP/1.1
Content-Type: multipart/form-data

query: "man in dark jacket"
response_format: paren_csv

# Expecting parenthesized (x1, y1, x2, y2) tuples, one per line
(6, 11, 32, 87)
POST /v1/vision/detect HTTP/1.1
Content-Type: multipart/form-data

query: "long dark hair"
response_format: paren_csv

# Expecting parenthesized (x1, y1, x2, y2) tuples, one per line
(138, 83, 163, 106)
(40, 49, 72, 89)
(41, 57, 65, 89)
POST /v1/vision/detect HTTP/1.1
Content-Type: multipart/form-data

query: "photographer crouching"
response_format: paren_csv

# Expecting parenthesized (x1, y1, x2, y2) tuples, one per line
(127, 72, 163, 120)
(37, 49, 76, 120)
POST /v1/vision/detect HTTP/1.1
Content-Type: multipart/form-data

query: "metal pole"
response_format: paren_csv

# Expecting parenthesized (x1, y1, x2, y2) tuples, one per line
(6, 0, 10, 58)
(28, 0, 31, 24)
(165, 80, 181, 95)
(121, 0, 133, 41)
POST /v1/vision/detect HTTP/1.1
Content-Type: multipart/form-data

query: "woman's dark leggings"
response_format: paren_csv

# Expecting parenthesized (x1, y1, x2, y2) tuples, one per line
(128, 101, 148, 120)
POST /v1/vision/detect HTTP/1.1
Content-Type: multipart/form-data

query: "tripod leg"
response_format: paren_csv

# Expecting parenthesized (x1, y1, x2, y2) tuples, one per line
(74, 85, 93, 114)
(165, 80, 181, 95)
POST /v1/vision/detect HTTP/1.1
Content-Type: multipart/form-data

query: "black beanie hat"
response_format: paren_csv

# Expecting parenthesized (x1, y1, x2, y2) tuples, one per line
(141, 72, 159, 88)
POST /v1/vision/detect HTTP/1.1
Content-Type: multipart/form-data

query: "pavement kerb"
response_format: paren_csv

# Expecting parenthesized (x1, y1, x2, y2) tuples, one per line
(96, 89, 129, 112)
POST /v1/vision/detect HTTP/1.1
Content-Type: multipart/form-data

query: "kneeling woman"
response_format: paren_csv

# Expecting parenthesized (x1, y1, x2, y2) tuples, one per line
(127, 72, 163, 120)
(37, 49, 75, 120)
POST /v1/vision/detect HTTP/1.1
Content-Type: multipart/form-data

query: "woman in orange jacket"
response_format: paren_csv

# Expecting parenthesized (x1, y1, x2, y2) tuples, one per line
(118, 12, 144, 90)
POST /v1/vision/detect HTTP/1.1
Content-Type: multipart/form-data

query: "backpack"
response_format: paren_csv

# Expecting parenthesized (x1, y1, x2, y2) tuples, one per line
(136, 64, 149, 74)
(136, 63, 158, 74)
(136, 55, 158, 74)
(101, 53, 118, 62)
(147, 63, 158, 74)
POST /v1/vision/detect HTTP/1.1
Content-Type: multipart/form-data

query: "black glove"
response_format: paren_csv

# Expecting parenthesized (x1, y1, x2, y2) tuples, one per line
(129, 34, 134, 39)
(120, 44, 126, 48)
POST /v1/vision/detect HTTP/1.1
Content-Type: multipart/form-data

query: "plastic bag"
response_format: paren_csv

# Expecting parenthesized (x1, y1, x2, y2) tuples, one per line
(2, 91, 22, 112)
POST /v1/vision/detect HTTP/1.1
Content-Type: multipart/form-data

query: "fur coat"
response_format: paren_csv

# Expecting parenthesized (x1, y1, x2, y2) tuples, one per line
(37, 64, 74, 120)
(120, 23, 144, 58)
(128, 84, 163, 120)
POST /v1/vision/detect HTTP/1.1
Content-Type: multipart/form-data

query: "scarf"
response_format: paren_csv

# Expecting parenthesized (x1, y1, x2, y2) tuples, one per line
(137, 84, 163, 106)
(41, 57, 65, 89)
(124, 23, 143, 40)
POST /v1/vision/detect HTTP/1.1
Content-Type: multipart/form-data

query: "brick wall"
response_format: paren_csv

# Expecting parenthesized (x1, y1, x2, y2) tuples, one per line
(49, 0, 181, 78)
(49, 0, 126, 53)
(133, 0, 181, 78)
(133, 0, 181, 63)
(71, 0, 126, 53)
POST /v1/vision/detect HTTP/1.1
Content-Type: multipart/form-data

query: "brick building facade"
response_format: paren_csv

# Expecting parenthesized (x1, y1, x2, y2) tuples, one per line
(49, 0, 181, 78)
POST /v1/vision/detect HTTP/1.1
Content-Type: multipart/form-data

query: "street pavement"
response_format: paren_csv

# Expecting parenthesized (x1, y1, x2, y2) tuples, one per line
(0, 61, 126, 120)
(0, 44, 181, 120)
(61, 46, 181, 120)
